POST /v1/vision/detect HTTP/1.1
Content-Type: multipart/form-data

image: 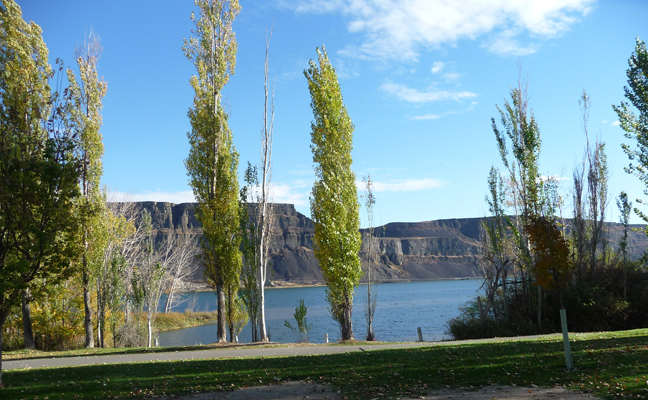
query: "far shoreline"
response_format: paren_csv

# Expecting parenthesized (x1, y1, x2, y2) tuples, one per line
(186, 276, 481, 292)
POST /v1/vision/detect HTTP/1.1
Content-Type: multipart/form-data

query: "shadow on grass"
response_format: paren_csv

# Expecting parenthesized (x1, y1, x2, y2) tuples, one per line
(2, 330, 647, 400)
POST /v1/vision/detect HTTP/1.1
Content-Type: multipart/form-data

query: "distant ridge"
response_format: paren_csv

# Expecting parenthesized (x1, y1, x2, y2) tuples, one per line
(123, 202, 648, 286)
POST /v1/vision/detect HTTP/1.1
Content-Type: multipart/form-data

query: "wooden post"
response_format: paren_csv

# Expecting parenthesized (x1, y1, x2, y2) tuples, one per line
(417, 327, 423, 342)
(560, 308, 573, 371)
(324, 333, 328, 344)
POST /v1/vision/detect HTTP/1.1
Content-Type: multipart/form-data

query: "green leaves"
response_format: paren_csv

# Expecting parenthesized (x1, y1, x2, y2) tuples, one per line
(184, 0, 242, 343)
(306, 47, 362, 340)
(614, 38, 648, 226)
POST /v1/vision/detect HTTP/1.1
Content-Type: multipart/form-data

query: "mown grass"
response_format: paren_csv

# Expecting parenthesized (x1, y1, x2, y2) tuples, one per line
(2, 329, 648, 399)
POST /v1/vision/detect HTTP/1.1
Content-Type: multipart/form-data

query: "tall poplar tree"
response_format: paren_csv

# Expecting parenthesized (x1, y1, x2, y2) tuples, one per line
(68, 30, 108, 348)
(305, 47, 362, 341)
(614, 38, 648, 226)
(0, 0, 81, 383)
(183, 0, 242, 343)
(491, 80, 543, 327)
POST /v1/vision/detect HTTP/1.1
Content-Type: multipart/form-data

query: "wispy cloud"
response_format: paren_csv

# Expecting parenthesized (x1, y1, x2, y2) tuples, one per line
(357, 178, 444, 192)
(612, 120, 621, 126)
(431, 61, 445, 73)
(381, 82, 476, 103)
(411, 113, 441, 121)
(283, 0, 593, 60)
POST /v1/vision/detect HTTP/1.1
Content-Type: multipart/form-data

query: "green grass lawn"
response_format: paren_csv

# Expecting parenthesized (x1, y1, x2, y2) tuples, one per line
(2, 329, 648, 399)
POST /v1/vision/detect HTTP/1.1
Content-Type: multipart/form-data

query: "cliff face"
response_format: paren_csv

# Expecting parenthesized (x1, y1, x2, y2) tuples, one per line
(128, 202, 648, 285)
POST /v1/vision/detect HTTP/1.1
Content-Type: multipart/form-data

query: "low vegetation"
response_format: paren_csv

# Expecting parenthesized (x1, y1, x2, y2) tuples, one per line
(2, 329, 647, 399)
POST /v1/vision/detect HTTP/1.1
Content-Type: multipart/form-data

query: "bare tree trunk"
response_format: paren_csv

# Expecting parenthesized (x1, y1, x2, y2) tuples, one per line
(147, 316, 152, 348)
(502, 281, 509, 322)
(258, 267, 267, 341)
(537, 285, 542, 329)
(83, 263, 94, 348)
(216, 282, 227, 343)
(21, 289, 35, 349)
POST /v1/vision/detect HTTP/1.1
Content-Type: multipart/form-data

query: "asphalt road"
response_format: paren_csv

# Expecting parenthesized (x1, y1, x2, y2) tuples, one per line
(3, 334, 556, 371)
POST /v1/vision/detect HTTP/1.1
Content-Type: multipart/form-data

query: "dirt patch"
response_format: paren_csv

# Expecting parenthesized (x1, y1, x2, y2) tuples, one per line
(167, 381, 344, 400)
(426, 385, 603, 399)
(168, 383, 602, 400)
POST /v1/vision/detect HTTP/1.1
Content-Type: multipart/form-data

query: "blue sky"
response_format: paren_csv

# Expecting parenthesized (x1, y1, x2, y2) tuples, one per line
(19, 0, 648, 227)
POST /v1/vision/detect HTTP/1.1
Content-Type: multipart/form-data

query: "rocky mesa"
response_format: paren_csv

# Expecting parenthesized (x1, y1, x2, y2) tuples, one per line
(129, 202, 648, 286)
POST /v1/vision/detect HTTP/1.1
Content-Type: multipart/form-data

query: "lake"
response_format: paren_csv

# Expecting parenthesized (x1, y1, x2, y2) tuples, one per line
(157, 279, 481, 346)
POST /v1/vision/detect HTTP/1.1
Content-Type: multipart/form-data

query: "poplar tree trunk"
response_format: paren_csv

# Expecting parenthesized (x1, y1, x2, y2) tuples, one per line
(341, 303, 354, 341)
(83, 263, 94, 348)
(537, 286, 542, 329)
(21, 289, 35, 349)
(216, 282, 227, 343)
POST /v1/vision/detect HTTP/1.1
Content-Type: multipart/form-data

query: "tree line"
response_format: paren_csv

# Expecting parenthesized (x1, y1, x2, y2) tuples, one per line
(0, 0, 369, 386)
(449, 40, 648, 341)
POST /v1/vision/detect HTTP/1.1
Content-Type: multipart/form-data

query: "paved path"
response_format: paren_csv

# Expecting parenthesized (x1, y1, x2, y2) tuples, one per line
(3, 334, 557, 371)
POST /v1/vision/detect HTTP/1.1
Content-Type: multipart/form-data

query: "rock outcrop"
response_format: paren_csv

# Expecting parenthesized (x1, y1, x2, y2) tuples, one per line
(126, 202, 648, 286)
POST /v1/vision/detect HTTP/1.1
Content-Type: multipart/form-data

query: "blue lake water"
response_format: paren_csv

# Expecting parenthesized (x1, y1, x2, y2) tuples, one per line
(157, 279, 481, 346)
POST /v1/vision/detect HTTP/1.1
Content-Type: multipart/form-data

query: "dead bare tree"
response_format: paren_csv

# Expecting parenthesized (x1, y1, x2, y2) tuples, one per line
(163, 234, 200, 313)
(256, 28, 275, 342)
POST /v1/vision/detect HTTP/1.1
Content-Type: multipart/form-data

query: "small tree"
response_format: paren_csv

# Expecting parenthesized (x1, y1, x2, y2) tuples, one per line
(132, 210, 166, 348)
(226, 291, 248, 343)
(617, 191, 632, 300)
(361, 174, 377, 341)
(524, 216, 574, 370)
(480, 167, 514, 321)
(305, 47, 363, 341)
(284, 299, 313, 343)
(239, 163, 261, 342)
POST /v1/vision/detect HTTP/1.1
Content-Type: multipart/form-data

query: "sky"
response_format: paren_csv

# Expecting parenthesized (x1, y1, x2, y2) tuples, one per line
(17, 0, 648, 227)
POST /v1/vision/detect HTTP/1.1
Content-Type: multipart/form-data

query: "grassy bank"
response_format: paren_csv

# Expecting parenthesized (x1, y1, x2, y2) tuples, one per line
(2, 329, 648, 399)
(2, 311, 218, 360)
(154, 311, 218, 332)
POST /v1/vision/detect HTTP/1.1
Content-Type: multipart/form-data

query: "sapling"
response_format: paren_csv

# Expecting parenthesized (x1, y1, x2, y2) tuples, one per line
(284, 299, 313, 343)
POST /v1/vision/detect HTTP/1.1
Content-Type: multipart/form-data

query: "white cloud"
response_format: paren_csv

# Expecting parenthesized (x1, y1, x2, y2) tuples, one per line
(431, 61, 445, 73)
(411, 113, 441, 120)
(270, 183, 310, 206)
(357, 178, 444, 192)
(612, 120, 621, 126)
(381, 82, 476, 103)
(111, 190, 196, 204)
(285, 0, 593, 60)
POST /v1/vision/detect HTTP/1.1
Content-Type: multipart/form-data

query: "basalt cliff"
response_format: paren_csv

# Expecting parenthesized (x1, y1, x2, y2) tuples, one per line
(131, 202, 648, 286)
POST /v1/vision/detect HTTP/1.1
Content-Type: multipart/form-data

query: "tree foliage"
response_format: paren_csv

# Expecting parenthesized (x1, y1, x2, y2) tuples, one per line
(305, 47, 362, 341)
(0, 0, 82, 384)
(66, 29, 108, 349)
(614, 38, 648, 227)
(183, 0, 242, 343)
